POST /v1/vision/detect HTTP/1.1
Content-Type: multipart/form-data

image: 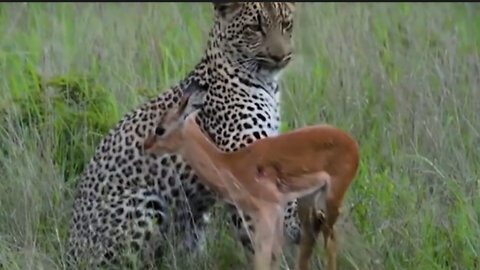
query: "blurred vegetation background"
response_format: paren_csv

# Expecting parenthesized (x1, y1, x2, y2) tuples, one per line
(0, 3, 479, 270)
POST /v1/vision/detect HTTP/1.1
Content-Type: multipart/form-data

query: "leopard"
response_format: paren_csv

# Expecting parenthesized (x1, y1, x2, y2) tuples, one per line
(65, 2, 300, 268)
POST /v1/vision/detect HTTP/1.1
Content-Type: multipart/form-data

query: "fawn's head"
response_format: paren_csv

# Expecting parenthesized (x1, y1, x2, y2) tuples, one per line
(143, 94, 191, 156)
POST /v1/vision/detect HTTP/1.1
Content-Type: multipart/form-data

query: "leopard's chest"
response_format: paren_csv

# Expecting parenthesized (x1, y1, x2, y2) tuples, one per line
(200, 84, 280, 152)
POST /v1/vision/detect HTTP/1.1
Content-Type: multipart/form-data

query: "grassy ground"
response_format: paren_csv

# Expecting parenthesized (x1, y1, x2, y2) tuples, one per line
(1, 2, 479, 270)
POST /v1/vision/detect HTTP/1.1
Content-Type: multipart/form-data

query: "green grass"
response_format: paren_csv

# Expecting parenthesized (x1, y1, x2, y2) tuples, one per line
(1, 2, 479, 270)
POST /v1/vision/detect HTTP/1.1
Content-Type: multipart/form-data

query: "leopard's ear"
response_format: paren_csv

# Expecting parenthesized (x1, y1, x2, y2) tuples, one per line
(212, 2, 243, 21)
(286, 2, 295, 10)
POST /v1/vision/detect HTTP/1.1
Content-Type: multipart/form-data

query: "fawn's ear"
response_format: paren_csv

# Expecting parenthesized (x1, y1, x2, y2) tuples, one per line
(176, 94, 190, 116)
(163, 93, 190, 124)
(143, 133, 157, 153)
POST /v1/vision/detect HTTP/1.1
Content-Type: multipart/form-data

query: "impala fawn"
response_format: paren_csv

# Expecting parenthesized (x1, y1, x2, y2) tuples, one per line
(143, 95, 359, 270)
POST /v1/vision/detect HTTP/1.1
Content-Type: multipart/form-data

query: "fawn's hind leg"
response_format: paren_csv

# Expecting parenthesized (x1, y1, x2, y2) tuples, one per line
(294, 206, 324, 270)
(295, 180, 329, 270)
(323, 203, 340, 270)
(323, 225, 337, 270)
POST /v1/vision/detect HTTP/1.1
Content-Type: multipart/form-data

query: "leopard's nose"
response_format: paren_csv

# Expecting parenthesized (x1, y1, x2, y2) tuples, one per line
(269, 54, 284, 63)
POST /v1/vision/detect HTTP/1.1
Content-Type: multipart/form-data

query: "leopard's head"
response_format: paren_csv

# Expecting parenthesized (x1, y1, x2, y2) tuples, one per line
(209, 2, 296, 77)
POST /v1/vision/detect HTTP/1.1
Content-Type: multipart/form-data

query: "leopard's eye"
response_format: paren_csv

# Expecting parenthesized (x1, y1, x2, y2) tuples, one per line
(246, 24, 262, 33)
(282, 21, 293, 32)
(245, 15, 266, 35)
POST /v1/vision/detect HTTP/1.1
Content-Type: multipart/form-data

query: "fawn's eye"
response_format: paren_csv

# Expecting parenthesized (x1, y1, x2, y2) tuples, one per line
(155, 126, 165, 136)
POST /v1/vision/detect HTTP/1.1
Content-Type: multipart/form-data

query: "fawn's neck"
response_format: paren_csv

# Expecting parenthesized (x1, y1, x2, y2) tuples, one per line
(176, 119, 231, 195)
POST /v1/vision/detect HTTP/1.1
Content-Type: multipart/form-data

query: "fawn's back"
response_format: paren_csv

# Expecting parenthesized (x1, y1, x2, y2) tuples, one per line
(231, 124, 358, 178)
